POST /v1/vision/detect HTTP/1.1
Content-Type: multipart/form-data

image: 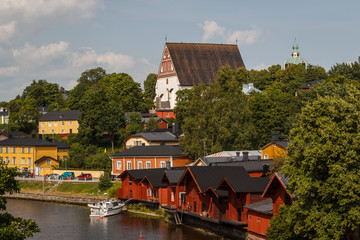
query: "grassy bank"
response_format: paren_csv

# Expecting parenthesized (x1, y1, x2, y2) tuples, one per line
(127, 204, 169, 219)
(18, 181, 122, 198)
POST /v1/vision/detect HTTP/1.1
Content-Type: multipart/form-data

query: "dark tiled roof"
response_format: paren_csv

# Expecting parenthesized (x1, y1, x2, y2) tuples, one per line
(211, 160, 273, 172)
(35, 156, 59, 164)
(113, 146, 184, 157)
(275, 172, 288, 188)
(275, 141, 289, 149)
(53, 140, 69, 149)
(163, 169, 186, 184)
(128, 132, 178, 142)
(187, 166, 250, 192)
(244, 199, 273, 214)
(141, 168, 168, 188)
(299, 79, 323, 89)
(0, 137, 57, 146)
(167, 43, 245, 86)
(39, 110, 81, 121)
(0, 132, 27, 138)
(222, 174, 270, 193)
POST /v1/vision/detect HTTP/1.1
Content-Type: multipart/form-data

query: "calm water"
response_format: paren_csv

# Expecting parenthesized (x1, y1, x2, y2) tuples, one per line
(6, 199, 225, 240)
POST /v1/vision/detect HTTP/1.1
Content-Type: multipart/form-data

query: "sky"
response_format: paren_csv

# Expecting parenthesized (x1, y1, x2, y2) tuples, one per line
(0, 0, 359, 101)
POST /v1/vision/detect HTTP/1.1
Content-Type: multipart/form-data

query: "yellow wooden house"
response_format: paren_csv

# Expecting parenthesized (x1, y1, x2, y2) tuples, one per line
(124, 131, 179, 149)
(261, 133, 289, 160)
(0, 137, 69, 176)
(38, 110, 81, 136)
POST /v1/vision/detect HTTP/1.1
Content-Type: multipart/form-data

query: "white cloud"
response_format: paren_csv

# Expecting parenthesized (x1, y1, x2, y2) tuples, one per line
(251, 63, 268, 71)
(0, 0, 103, 45)
(0, 41, 157, 100)
(200, 20, 226, 42)
(200, 20, 261, 45)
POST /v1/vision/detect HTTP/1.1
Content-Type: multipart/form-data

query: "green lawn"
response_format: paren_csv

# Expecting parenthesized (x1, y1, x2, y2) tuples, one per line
(18, 181, 56, 193)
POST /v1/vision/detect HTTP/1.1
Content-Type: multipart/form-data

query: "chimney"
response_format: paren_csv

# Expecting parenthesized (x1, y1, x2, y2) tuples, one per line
(243, 151, 249, 161)
(271, 132, 279, 142)
(166, 161, 171, 170)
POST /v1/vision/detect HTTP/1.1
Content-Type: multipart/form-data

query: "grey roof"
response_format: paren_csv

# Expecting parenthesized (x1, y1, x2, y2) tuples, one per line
(206, 150, 262, 157)
(185, 166, 250, 192)
(275, 172, 289, 188)
(142, 117, 168, 123)
(141, 168, 167, 188)
(113, 145, 184, 157)
(120, 168, 166, 182)
(53, 140, 69, 149)
(163, 169, 186, 184)
(221, 175, 270, 193)
(299, 79, 323, 89)
(127, 131, 178, 142)
(210, 160, 273, 172)
(200, 156, 262, 166)
(39, 110, 81, 121)
(244, 199, 273, 214)
(0, 137, 57, 146)
(35, 156, 59, 164)
(275, 141, 289, 149)
(0, 111, 9, 116)
(0, 132, 27, 138)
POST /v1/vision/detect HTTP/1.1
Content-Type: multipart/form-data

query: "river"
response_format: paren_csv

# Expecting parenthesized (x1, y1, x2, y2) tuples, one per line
(6, 199, 225, 240)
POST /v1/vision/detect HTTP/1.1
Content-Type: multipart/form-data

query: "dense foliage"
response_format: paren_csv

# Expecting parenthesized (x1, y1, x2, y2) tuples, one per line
(267, 83, 360, 239)
(0, 163, 40, 239)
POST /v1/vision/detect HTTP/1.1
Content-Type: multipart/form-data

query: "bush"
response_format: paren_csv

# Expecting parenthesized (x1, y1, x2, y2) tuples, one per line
(98, 172, 112, 191)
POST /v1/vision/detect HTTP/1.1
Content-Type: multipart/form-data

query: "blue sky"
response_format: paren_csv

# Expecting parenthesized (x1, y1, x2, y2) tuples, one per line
(0, 0, 359, 101)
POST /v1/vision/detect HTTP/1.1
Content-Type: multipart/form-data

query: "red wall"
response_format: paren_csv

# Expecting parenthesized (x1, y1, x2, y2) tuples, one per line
(155, 110, 176, 119)
(247, 210, 272, 240)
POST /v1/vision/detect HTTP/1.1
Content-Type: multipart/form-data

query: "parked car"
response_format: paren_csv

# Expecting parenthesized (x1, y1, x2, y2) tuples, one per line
(59, 172, 75, 180)
(77, 173, 92, 181)
(48, 173, 59, 180)
(19, 171, 31, 178)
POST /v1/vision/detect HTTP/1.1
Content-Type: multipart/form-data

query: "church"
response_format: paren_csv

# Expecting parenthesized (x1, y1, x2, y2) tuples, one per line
(154, 42, 245, 118)
(284, 39, 308, 69)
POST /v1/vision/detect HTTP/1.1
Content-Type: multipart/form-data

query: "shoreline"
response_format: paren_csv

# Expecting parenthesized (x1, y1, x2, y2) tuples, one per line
(4, 192, 107, 205)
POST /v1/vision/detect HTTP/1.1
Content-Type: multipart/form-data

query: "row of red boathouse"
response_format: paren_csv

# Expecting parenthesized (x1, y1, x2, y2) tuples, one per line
(117, 164, 292, 240)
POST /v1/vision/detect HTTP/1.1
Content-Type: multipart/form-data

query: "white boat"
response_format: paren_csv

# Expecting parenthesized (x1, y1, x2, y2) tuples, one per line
(88, 199, 125, 217)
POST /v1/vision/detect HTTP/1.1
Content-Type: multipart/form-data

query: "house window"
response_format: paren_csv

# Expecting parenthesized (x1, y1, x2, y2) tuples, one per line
(51, 129, 54, 134)
(62, 121, 64, 126)
(116, 161, 122, 170)
(137, 161, 142, 169)
(69, 121, 72, 126)
(54, 122, 57, 126)
(41, 122, 44, 127)
(28, 147, 31, 153)
(249, 216, 252, 221)
(12, 147, 16, 153)
(21, 158, 25, 164)
(5, 157, 9, 164)
(127, 161, 132, 170)
(166, 113, 169, 117)
(133, 141, 142, 146)
(5, 147, 8, 153)
(160, 161, 166, 168)
(147, 189, 152, 197)
(146, 161, 151, 169)
(21, 147, 25, 153)
(61, 129, 65, 134)
(63, 149, 66, 152)
(47, 160, 51, 165)
(264, 154, 268, 159)
(153, 190, 158, 198)
(63, 156, 67, 161)
(28, 158, 31, 165)
(42, 130, 45, 134)
(193, 201, 197, 213)
(171, 191, 175, 202)
(257, 218, 260, 223)
(12, 157, 16, 165)
(48, 122, 51, 127)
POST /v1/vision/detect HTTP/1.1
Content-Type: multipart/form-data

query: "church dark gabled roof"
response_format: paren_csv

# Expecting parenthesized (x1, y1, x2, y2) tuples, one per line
(167, 43, 245, 86)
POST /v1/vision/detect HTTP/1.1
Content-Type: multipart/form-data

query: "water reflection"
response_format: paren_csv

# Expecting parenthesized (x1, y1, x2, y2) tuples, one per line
(6, 199, 225, 240)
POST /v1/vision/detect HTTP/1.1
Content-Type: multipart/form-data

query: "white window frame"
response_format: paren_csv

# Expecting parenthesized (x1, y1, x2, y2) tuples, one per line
(62, 121, 64, 126)
(61, 129, 65, 134)
(69, 121, 72, 126)
(21, 157, 25, 165)
(264, 154, 269, 159)
(48, 122, 51, 127)
(147, 189, 152, 197)
(41, 130, 45, 134)
(160, 161, 166, 168)
(146, 161, 151, 169)
(41, 122, 44, 127)
(47, 160, 51, 165)
(5, 157, 9, 164)
(27, 147, 31, 153)
(127, 161, 132, 170)
(12, 157, 16, 165)
(5, 147, 8, 153)
(12, 147, 16, 153)
(54, 122, 57, 127)
(21, 146, 25, 153)
(116, 161, 122, 170)
(28, 158, 31, 165)
(137, 161, 142, 169)
(51, 129, 54, 134)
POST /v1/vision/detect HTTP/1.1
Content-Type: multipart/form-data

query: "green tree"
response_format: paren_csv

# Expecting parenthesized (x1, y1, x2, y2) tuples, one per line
(0, 162, 40, 239)
(268, 83, 360, 240)
(124, 112, 144, 137)
(328, 56, 360, 82)
(67, 67, 106, 110)
(7, 98, 41, 134)
(146, 117, 159, 131)
(143, 73, 157, 100)
(98, 172, 112, 191)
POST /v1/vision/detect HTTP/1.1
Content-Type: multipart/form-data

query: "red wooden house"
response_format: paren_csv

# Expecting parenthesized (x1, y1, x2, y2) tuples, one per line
(216, 175, 270, 223)
(244, 172, 292, 240)
(161, 168, 186, 208)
